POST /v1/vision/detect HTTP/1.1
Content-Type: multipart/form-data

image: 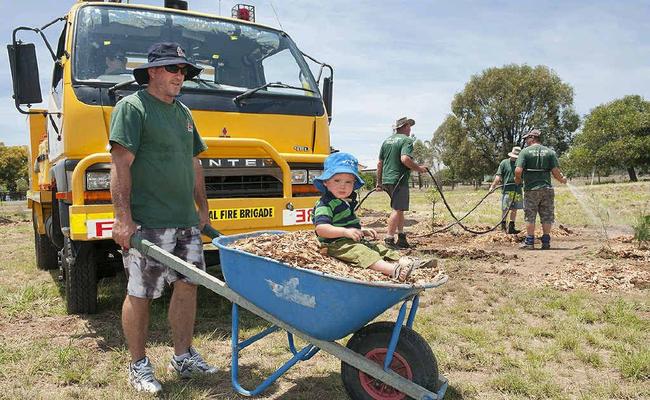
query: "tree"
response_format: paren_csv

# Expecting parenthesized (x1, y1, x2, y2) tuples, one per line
(0, 145, 29, 192)
(412, 139, 434, 166)
(432, 115, 486, 186)
(569, 95, 650, 182)
(434, 64, 580, 177)
(358, 171, 376, 190)
(412, 139, 435, 188)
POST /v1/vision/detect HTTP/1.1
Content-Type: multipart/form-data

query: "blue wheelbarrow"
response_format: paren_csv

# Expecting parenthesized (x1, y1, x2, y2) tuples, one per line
(131, 228, 448, 400)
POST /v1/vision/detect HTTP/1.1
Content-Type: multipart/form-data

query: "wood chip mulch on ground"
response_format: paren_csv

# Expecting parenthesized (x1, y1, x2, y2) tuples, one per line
(228, 230, 443, 285)
(415, 246, 516, 261)
(597, 245, 650, 260)
(546, 261, 650, 292)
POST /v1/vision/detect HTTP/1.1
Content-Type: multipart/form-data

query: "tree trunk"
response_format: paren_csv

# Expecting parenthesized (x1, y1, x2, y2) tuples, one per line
(627, 167, 638, 182)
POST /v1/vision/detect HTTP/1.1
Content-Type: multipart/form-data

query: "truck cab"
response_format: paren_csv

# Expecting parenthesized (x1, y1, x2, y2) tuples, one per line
(7, 0, 333, 314)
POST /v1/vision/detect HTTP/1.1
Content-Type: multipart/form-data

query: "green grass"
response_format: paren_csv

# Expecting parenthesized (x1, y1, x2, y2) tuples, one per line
(360, 181, 650, 228)
(1, 185, 650, 399)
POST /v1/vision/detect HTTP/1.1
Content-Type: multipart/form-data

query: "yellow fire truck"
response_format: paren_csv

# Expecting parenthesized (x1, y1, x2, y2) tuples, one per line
(7, 0, 333, 314)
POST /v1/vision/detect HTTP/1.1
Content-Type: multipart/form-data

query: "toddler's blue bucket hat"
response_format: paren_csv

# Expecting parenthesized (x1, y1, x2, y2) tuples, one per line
(313, 152, 365, 193)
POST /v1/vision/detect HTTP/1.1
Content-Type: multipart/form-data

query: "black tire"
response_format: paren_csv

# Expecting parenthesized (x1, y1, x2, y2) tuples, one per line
(33, 210, 58, 270)
(62, 237, 98, 314)
(341, 321, 438, 400)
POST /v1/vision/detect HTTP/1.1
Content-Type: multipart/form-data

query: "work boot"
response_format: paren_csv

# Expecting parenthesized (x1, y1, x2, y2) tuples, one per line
(520, 235, 534, 250)
(507, 221, 521, 234)
(500, 221, 507, 232)
(396, 233, 411, 249)
(541, 234, 551, 250)
(384, 237, 398, 249)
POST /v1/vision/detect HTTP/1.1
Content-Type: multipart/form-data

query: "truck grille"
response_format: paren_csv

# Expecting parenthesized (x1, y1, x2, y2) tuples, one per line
(204, 175, 283, 198)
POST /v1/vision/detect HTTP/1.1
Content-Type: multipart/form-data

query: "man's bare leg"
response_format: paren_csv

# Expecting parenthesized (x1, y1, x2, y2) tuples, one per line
(396, 210, 405, 233)
(169, 280, 198, 356)
(526, 223, 535, 236)
(387, 210, 399, 238)
(122, 295, 151, 361)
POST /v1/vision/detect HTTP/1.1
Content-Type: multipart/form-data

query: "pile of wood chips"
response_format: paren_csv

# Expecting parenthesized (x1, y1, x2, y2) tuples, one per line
(228, 230, 443, 285)
(597, 246, 650, 261)
(546, 261, 650, 293)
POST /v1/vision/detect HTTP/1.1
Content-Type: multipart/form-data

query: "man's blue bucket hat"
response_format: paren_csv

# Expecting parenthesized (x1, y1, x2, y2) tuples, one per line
(133, 42, 202, 85)
(313, 152, 365, 193)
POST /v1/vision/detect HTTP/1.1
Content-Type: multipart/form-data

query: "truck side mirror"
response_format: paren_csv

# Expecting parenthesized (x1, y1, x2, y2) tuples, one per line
(7, 42, 43, 110)
(322, 76, 333, 124)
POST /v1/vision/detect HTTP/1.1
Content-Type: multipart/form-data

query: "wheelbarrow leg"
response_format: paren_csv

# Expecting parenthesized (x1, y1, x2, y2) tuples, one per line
(230, 303, 317, 396)
(384, 295, 420, 370)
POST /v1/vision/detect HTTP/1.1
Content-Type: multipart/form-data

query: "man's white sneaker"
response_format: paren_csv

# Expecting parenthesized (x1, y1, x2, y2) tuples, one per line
(168, 346, 217, 378)
(128, 356, 162, 393)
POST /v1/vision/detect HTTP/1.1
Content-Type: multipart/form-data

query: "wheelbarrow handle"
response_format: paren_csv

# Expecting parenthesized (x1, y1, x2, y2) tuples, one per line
(201, 224, 222, 239)
(129, 225, 221, 251)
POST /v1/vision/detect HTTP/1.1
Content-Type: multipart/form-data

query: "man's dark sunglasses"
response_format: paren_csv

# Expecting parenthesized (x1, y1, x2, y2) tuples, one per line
(163, 64, 188, 75)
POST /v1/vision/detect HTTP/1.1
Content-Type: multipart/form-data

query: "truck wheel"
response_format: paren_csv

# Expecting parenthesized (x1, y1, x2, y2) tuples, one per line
(341, 321, 438, 400)
(33, 210, 58, 270)
(62, 237, 98, 314)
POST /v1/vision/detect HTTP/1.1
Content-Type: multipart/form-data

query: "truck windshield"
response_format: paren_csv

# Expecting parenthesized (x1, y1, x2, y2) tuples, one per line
(73, 5, 319, 97)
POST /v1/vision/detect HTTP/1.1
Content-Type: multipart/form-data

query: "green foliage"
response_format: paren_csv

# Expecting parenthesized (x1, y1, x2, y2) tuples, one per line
(570, 95, 650, 181)
(424, 187, 441, 229)
(0, 145, 29, 192)
(412, 139, 434, 165)
(632, 213, 650, 248)
(433, 64, 580, 181)
(358, 171, 376, 190)
(15, 178, 28, 193)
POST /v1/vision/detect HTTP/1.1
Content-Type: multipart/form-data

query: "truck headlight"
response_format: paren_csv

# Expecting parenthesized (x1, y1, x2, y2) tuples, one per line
(86, 171, 111, 191)
(308, 170, 323, 183)
(291, 169, 308, 184)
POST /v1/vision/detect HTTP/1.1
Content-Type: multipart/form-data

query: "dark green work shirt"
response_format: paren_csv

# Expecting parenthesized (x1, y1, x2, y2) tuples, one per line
(379, 133, 414, 185)
(109, 90, 207, 228)
(515, 143, 559, 191)
(495, 158, 522, 194)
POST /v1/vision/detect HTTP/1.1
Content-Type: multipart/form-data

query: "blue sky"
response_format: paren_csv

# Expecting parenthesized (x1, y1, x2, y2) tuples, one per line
(1, 0, 649, 167)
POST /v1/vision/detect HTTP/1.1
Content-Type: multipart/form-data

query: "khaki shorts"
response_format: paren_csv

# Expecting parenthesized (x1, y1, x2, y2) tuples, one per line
(124, 226, 205, 299)
(324, 239, 401, 269)
(383, 183, 410, 211)
(524, 188, 555, 224)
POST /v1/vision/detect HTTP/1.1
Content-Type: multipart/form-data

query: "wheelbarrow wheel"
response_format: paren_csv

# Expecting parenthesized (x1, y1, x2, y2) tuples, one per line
(341, 321, 438, 400)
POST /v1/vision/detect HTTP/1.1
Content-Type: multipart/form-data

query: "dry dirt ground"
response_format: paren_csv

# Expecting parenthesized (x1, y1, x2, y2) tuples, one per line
(1, 208, 648, 399)
(359, 209, 649, 294)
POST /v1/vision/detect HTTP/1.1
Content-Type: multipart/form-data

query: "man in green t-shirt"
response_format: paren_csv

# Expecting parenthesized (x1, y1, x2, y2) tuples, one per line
(490, 146, 523, 234)
(514, 129, 568, 250)
(376, 116, 428, 249)
(109, 42, 215, 394)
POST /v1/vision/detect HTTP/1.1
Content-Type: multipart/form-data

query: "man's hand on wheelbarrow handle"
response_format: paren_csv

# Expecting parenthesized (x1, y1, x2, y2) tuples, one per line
(200, 224, 222, 239)
(129, 225, 222, 251)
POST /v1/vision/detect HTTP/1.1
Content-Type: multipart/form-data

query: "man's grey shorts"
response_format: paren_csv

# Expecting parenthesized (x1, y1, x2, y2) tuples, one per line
(383, 183, 410, 211)
(524, 188, 555, 224)
(501, 191, 524, 211)
(124, 226, 205, 299)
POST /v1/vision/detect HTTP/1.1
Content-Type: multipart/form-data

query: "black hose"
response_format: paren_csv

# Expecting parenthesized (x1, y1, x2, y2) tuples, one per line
(355, 169, 516, 235)
(355, 173, 406, 211)
(424, 168, 512, 234)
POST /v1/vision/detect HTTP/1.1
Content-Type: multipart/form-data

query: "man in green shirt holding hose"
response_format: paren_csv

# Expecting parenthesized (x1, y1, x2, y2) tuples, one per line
(490, 146, 523, 234)
(376, 116, 428, 249)
(514, 129, 568, 250)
